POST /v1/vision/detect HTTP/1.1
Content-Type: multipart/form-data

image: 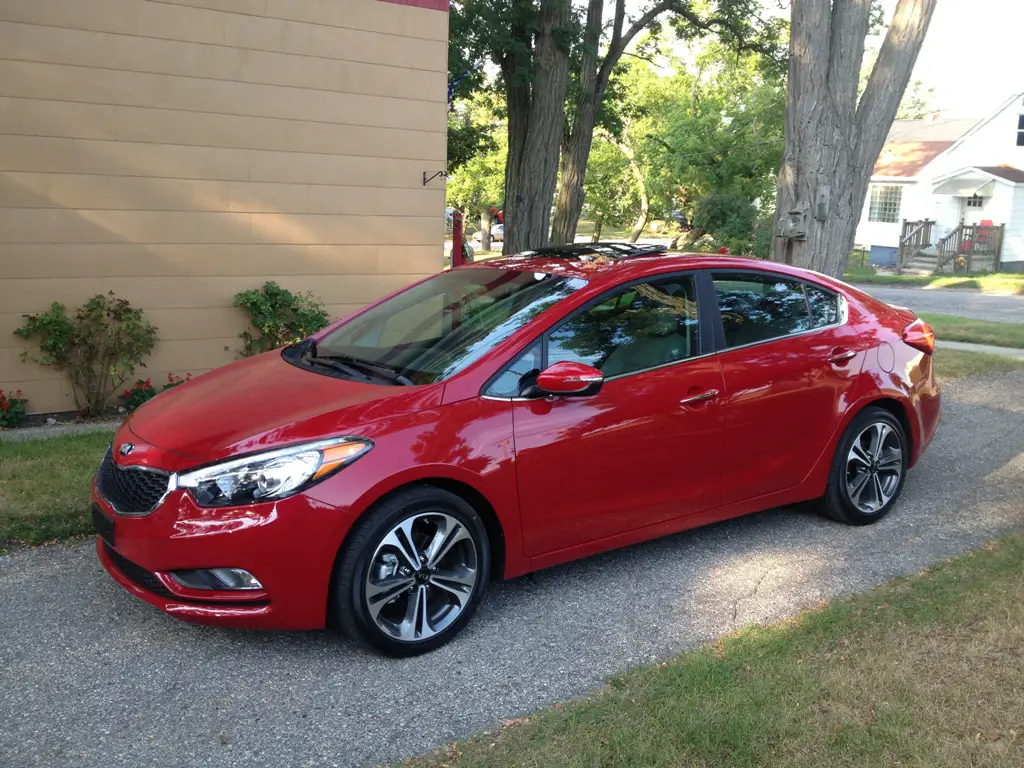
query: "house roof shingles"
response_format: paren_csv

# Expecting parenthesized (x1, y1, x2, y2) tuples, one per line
(978, 166, 1024, 183)
(873, 141, 954, 177)
(885, 118, 980, 142)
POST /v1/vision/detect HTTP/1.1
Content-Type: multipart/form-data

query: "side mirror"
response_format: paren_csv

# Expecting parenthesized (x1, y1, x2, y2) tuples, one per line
(534, 361, 604, 397)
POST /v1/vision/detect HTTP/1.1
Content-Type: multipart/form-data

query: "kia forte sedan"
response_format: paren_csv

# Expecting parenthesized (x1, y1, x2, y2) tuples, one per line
(93, 244, 940, 656)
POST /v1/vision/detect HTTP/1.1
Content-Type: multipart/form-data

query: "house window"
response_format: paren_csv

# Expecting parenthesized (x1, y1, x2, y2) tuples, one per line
(868, 185, 902, 223)
(966, 194, 984, 208)
(1017, 115, 1024, 146)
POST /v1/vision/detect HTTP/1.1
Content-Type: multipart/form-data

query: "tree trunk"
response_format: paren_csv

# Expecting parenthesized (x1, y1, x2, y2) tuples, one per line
(502, 0, 571, 254)
(550, 0, 605, 245)
(771, 0, 937, 277)
(591, 213, 603, 243)
(479, 209, 494, 253)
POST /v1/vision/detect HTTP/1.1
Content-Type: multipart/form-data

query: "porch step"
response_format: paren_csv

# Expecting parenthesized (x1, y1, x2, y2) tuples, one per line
(902, 253, 938, 275)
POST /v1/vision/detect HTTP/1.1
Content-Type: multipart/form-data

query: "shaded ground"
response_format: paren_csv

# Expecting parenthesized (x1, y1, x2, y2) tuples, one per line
(2, 372, 1023, 768)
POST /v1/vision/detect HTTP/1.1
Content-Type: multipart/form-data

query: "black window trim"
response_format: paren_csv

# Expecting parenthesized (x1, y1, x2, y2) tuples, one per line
(707, 269, 849, 354)
(481, 269, 716, 399)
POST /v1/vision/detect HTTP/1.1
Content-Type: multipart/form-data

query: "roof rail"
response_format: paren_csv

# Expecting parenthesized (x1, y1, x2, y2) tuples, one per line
(524, 241, 668, 259)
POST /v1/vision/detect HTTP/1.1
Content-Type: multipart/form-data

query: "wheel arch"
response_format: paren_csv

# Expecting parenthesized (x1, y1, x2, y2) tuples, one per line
(864, 397, 915, 460)
(327, 477, 508, 627)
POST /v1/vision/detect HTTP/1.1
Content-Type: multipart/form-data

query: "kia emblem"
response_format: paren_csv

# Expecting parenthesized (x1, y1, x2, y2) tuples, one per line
(119, 443, 134, 457)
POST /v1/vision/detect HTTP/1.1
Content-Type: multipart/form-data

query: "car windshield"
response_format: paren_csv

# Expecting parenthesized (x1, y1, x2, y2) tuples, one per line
(308, 268, 587, 385)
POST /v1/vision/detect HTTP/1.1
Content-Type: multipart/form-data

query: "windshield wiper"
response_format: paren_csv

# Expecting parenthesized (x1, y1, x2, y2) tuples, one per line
(297, 340, 373, 381)
(315, 354, 415, 386)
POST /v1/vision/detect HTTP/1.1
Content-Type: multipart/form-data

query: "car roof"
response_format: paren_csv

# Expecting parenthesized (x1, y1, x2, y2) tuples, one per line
(463, 246, 847, 292)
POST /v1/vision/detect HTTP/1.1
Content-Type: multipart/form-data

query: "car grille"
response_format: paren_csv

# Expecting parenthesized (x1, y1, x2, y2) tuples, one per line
(103, 542, 175, 600)
(96, 450, 170, 515)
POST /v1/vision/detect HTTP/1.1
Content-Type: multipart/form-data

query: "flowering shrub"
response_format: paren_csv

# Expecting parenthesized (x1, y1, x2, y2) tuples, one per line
(0, 388, 28, 429)
(119, 372, 192, 411)
(15, 292, 158, 416)
(233, 282, 329, 357)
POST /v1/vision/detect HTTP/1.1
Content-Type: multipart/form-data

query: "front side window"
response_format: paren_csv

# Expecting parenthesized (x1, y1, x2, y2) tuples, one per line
(486, 276, 700, 396)
(714, 274, 812, 348)
(805, 284, 841, 328)
(314, 269, 587, 385)
(868, 185, 903, 223)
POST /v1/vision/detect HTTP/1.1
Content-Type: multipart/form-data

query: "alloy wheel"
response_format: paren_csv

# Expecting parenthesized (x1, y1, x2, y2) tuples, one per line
(845, 421, 904, 514)
(364, 512, 479, 642)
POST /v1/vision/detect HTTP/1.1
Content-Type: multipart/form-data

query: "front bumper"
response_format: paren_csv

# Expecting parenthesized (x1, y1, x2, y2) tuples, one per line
(93, 471, 352, 631)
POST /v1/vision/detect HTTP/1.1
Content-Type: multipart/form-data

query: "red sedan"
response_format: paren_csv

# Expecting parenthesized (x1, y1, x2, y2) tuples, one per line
(93, 244, 940, 656)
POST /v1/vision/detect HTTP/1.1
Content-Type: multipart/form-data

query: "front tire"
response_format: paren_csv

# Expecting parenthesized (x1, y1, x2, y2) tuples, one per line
(817, 407, 908, 525)
(331, 487, 490, 657)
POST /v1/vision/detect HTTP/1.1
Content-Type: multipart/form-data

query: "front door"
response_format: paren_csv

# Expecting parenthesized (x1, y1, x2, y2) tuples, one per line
(710, 272, 869, 505)
(502, 273, 725, 557)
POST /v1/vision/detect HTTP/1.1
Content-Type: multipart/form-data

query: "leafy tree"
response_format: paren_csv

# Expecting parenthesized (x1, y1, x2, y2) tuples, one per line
(583, 136, 637, 241)
(896, 79, 935, 120)
(771, 0, 938, 277)
(450, 0, 785, 253)
(446, 127, 507, 250)
(549, 0, 785, 245)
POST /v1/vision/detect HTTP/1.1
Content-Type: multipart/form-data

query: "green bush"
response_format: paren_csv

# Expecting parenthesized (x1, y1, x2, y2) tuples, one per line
(693, 193, 756, 241)
(15, 292, 158, 417)
(233, 282, 330, 357)
(0, 388, 28, 429)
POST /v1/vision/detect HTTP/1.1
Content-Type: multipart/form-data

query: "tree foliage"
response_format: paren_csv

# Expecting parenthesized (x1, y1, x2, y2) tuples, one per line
(448, 0, 786, 251)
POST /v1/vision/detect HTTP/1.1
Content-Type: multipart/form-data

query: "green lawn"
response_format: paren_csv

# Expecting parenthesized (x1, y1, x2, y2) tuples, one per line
(405, 536, 1024, 768)
(0, 432, 111, 547)
(932, 348, 1024, 381)
(922, 314, 1024, 349)
(844, 268, 1024, 296)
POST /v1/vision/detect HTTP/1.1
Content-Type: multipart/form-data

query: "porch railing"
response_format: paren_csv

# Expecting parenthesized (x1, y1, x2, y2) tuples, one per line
(897, 219, 934, 270)
(936, 223, 1005, 272)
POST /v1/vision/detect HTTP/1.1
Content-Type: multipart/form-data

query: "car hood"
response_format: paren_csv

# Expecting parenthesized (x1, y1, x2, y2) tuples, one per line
(127, 351, 443, 463)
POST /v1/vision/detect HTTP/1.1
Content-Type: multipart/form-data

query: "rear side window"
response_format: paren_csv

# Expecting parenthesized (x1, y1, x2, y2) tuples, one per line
(806, 285, 840, 328)
(713, 274, 811, 348)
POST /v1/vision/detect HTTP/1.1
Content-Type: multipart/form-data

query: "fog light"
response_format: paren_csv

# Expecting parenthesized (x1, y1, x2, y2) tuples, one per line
(170, 568, 264, 591)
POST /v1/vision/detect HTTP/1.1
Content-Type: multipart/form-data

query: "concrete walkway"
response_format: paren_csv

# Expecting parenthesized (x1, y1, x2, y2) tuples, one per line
(936, 339, 1024, 360)
(0, 420, 119, 443)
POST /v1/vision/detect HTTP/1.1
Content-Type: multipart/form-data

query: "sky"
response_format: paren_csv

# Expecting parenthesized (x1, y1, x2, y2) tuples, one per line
(903, 0, 1024, 117)
(617, 0, 1024, 120)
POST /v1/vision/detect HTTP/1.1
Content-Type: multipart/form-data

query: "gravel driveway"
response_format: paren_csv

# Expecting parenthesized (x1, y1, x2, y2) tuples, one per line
(3, 372, 1023, 768)
(853, 284, 1024, 323)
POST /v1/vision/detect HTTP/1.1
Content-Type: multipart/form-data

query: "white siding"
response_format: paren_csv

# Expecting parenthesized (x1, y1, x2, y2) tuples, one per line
(927, 95, 1024, 178)
(1004, 185, 1024, 266)
(855, 181, 912, 248)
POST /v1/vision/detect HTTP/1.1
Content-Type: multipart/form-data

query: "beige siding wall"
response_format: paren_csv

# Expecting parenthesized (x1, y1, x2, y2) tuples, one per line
(0, 0, 448, 413)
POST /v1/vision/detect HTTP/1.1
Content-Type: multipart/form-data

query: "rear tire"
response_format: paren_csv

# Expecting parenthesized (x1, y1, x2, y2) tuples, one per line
(331, 486, 490, 657)
(817, 407, 908, 525)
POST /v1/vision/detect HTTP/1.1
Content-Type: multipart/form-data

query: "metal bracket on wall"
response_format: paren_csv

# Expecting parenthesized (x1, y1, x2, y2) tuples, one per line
(423, 171, 447, 186)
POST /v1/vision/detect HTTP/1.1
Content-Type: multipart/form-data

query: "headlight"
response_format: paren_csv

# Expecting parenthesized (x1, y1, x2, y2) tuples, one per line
(177, 437, 372, 508)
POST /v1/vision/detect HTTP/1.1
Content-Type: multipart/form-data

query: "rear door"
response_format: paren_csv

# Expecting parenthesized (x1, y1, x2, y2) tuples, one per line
(711, 272, 868, 505)
(489, 273, 725, 557)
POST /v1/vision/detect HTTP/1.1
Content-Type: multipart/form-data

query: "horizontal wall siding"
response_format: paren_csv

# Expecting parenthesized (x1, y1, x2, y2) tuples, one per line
(0, 0, 448, 413)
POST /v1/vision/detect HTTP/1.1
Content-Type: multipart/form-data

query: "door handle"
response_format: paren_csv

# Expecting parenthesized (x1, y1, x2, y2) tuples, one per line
(679, 388, 719, 406)
(829, 349, 857, 364)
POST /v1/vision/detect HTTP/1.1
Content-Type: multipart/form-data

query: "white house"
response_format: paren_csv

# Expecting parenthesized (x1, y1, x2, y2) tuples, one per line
(854, 92, 1024, 272)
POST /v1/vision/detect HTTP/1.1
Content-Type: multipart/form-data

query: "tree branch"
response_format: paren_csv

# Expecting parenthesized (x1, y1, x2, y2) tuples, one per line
(856, 0, 938, 166)
(827, 0, 872, 114)
(597, 0, 673, 95)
